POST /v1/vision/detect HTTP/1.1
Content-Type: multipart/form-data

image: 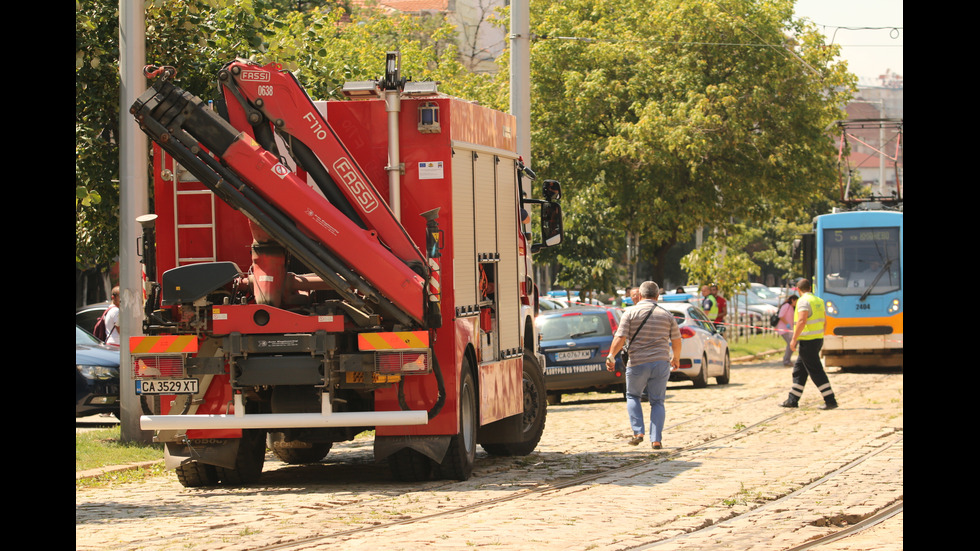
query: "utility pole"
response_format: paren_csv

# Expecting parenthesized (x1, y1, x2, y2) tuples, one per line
(510, 0, 531, 169)
(119, 0, 150, 443)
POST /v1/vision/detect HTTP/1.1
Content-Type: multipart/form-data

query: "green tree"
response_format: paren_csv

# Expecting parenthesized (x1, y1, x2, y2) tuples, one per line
(527, 0, 855, 287)
(76, 0, 481, 280)
(76, 0, 275, 274)
(680, 226, 761, 297)
(552, 183, 624, 297)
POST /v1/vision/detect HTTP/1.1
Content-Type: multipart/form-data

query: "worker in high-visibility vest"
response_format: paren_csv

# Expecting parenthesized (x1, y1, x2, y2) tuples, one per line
(699, 285, 718, 319)
(780, 278, 838, 410)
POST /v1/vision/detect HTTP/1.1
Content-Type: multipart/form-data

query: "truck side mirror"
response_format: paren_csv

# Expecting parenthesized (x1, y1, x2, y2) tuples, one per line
(540, 201, 563, 247)
(522, 179, 564, 253)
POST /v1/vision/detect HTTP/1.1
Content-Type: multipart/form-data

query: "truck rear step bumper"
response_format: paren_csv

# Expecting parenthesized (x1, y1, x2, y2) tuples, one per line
(140, 410, 428, 431)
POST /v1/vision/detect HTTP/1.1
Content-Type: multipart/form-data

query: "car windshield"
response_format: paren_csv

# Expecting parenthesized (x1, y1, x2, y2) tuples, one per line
(536, 312, 612, 340)
(76, 325, 101, 345)
(751, 287, 778, 301)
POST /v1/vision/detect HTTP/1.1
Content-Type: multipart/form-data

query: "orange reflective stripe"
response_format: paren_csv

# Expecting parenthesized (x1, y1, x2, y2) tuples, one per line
(129, 335, 199, 354)
(357, 331, 429, 350)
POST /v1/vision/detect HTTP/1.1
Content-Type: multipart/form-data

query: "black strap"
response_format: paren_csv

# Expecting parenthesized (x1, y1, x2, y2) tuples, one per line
(625, 304, 656, 353)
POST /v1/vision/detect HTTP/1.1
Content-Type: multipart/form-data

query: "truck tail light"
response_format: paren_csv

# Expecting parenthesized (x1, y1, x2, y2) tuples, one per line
(376, 350, 432, 375)
(132, 355, 185, 378)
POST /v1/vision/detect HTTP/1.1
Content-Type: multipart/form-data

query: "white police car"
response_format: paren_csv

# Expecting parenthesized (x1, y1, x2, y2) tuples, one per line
(658, 295, 730, 387)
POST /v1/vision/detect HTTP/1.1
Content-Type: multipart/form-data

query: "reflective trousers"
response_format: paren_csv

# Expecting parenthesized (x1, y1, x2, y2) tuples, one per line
(789, 339, 836, 404)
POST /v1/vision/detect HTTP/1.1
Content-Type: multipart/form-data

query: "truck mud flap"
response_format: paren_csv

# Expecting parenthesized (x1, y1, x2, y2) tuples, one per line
(164, 439, 240, 471)
(374, 434, 450, 463)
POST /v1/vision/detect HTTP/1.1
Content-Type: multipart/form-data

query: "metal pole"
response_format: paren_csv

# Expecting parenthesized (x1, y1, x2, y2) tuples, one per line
(510, 0, 531, 169)
(119, 0, 150, 442)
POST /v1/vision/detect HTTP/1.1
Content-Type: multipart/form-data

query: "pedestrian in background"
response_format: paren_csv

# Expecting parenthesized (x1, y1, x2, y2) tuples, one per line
(710, 284, 727, 326)
(605, 281, 681, 450)
(700, 285, 718, 320)
(781, 279, 837, 410)
(777, 294, 798, 366)
(104, 287, 121, 347)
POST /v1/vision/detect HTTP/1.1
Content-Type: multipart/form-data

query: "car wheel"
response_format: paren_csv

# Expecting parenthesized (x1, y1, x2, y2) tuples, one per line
(716, 351, 731, 385)
(693, 354, 709, 388)
(547, 392, 562, 405)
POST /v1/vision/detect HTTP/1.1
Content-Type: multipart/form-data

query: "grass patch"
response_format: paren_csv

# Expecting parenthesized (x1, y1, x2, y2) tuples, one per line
(726, 333, 786, 359)
(76, 425, 164, 472)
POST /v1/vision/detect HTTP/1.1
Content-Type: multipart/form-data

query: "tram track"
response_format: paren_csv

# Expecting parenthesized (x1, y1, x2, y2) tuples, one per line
(242, 409, 797, 551)
(627, 428, 903, 550)
(242, 376, 893, 551)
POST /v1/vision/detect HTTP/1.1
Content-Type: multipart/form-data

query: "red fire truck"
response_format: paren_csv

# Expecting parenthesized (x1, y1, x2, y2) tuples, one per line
(128, 55, 564, 487)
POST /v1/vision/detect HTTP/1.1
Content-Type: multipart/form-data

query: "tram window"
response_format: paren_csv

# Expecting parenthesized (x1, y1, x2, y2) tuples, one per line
(822, 227, 901, 296)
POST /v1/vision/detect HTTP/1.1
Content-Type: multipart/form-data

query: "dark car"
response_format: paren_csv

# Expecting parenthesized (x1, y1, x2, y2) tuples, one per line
(76, 301, 112, 336)
(535, 306, 624, 404)
(76, 325, 121, 418)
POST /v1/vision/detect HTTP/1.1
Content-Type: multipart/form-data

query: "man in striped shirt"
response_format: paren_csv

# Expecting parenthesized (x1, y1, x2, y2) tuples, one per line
(605, 281, 681, 450)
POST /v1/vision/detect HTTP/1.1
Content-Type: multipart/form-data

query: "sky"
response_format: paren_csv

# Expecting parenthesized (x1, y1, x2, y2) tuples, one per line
(793, 0, 903, 85)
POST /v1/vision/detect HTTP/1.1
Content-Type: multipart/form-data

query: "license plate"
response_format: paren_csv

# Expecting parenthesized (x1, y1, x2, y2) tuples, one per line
(136, 379, 199, 395)
(556, 350, 591, 361)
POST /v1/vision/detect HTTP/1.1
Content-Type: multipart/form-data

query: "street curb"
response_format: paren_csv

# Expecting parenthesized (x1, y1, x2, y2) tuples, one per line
(76, 461, 163, 481)
(732, 348, 782, 363)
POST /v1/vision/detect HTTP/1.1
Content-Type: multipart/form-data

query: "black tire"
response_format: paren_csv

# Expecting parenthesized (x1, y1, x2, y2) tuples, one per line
(439, 359, 478, 480)
(175, 460, 218, 488)
(215, 429, 266, 485)
(716, 351, 731, 385)
(693, 354, 709, 388)
(482, 352, 547, 457)
(389, 447, 434, 482)
(547, 392, 562, 406)
(267, 434, 332, 464)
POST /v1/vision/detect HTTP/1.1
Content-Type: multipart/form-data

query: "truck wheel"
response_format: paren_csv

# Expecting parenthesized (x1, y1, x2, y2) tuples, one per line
(175, 461, 218, 488)
(389, 448, 433, 482)
(438, 359, 477, 480)
(547, 392, 562, 406)
(215, 429, 266, 485)
(267, 432, 332, 464)
(482, 351, 547, 457)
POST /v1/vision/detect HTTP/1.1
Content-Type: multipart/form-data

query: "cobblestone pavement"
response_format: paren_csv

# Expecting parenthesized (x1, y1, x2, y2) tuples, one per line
(76, 358, 903, 550)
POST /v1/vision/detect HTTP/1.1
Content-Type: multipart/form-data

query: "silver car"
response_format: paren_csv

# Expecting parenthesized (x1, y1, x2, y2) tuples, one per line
(658, 298, 731, 387)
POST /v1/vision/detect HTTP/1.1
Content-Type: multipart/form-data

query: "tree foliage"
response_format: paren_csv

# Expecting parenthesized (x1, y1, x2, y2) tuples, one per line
(526, 0, 856, 288)
(76, 0, 276, 270)
(76, 0, 478, 272)
(552, 183, 624, 295)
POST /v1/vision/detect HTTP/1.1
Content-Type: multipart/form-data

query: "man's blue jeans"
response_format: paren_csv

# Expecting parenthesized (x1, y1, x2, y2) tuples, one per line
(625, 360, 672, 442)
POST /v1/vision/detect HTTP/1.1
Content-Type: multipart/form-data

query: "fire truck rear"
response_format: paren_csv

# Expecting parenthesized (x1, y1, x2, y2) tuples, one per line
(128, 55, 564, 487)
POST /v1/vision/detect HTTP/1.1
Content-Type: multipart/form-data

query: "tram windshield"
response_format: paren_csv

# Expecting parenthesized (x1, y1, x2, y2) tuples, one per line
(822, 226, 901, 297)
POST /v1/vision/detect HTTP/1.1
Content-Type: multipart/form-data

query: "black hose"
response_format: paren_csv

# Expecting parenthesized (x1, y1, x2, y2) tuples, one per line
(398, 348, 446, 420)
